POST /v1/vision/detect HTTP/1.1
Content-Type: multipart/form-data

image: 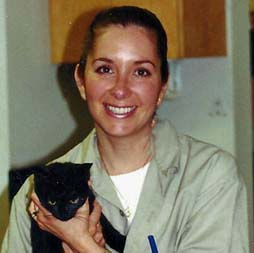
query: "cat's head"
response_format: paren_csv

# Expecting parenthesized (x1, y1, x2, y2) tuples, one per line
(34, 162, 92, 221)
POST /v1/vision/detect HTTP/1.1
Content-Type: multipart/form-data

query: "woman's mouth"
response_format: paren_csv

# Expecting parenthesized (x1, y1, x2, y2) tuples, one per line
(104, 104, 137, 118)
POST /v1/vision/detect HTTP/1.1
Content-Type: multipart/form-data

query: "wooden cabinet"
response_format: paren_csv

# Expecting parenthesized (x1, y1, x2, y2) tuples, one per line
(49, 0, 226, 63)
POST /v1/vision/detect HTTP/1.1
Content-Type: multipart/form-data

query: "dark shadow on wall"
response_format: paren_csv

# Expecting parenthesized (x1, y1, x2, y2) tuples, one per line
(27, 64, 94, 166)
(56, 63, 94, 147)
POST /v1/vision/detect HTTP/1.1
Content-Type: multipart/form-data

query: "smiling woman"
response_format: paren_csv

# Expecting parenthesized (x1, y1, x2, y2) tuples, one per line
(75, 25, 167, 143)
(1, 5, 250, 253)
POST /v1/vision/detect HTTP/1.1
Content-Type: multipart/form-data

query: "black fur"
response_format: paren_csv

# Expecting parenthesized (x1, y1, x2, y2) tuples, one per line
(31, 162, 126, 253)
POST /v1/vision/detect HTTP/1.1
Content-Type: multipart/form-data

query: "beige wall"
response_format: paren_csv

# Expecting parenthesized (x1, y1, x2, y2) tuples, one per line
(0, 0, 10, 244)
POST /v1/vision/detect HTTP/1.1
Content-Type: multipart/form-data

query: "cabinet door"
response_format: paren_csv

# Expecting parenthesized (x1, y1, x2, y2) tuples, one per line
(49, 0, 226, 63)
(49, 1, 110, 63)
(179, 0, 226, 57)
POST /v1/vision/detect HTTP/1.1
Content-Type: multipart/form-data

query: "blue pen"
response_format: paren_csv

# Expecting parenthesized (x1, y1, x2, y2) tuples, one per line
(148, 235, 158, 253)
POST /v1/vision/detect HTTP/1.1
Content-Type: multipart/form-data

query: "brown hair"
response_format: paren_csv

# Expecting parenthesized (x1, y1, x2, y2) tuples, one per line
(78, 6, 169, 83)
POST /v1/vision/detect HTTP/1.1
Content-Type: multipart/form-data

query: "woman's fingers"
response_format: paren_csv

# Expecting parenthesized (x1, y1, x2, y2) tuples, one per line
(30, 192, 52, 216)
(29, 191, 57, 233)
(75, 199, 90, 223)
(28, 198, 38, 217)
(28, 192, 41, 224)
(29, 191, 54, 232)
(62, 242, 79, 253)
(98, 238, 106, 248)
(94, 231, 105, 246)
(89, 200, 102, 235)
(88, 201, 105, 247)
(90, 201, 102, 225)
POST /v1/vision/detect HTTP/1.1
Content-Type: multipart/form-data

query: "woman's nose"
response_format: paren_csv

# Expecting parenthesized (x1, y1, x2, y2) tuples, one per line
(110, 74, 131, 99)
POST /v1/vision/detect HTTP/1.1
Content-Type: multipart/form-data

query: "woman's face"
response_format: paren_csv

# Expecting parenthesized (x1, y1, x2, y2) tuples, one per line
(76, 25, 167, 138)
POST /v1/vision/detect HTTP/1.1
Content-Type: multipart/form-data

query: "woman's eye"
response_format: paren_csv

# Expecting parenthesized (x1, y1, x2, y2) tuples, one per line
(69, 197, 79, 204)
(96, 66, 113, 74)
(48, 200, 56, 206)
(134, 68, 151, 77)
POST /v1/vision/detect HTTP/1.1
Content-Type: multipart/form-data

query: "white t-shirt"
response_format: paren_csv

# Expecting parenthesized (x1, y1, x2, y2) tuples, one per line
(110, 163, 149, 227)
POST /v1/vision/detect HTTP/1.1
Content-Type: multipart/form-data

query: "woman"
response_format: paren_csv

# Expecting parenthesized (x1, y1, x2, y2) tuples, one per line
(1, 6, 249, 253)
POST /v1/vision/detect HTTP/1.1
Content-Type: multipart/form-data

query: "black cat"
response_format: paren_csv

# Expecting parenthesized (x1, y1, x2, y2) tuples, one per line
(31, 162, 126, 253)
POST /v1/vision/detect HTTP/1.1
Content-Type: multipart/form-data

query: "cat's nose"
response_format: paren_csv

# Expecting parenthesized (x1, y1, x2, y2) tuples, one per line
(58, 213, 72, 221)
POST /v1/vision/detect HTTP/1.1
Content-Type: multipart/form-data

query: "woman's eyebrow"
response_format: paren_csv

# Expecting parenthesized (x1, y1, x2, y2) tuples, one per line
(134, 60, 156, 68)
(92, 58, 156, 68)
(92, 57, 113, 64)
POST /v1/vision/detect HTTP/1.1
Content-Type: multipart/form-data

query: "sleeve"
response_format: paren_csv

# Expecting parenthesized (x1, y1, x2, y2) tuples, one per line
(177, 155, 250, 253)
(1, 177, 33, 253)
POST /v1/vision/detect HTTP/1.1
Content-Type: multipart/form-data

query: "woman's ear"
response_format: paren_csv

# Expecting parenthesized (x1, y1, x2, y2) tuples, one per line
(74, 64, 86, 100)
(157, 80, 169, 107)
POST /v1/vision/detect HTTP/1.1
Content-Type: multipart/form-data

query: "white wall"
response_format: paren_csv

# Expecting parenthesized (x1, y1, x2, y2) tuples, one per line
(230, 0, 253, 247)
(159, 57, 235, 154)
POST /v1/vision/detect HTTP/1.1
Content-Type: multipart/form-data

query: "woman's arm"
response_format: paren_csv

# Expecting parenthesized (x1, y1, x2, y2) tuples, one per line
(1, 178, 33, 253)
(30, 192, 107, 253)
(176, 159, 249, 252)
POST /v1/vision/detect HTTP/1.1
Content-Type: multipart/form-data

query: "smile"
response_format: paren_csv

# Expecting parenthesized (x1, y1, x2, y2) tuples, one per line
(105, 104, 137, 118)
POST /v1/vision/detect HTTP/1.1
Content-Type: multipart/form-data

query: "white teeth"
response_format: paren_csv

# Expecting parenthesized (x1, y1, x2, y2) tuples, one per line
(107, 105, 135, 114)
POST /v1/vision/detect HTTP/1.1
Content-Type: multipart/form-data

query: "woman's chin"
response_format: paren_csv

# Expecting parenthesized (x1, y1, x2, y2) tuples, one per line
(96, 121, 151, 139)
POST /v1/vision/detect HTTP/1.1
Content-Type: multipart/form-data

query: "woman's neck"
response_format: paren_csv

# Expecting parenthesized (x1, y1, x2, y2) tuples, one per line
(96, 129, 154, 175)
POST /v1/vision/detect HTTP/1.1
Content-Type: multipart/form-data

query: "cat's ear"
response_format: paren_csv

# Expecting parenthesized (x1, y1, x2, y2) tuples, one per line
(33, 166, 42, 176)
(33, 165, 50, 180)
(32, 166, 49, 193)
(73, 163, 92, 180)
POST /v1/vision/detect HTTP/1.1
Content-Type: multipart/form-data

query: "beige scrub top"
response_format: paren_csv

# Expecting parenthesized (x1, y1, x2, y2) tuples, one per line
(1, 120, 250, 252)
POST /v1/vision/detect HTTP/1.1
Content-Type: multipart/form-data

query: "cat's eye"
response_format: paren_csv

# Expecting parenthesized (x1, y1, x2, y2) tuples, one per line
(69, 197, 79, 204)
(48, 200, 56, 206)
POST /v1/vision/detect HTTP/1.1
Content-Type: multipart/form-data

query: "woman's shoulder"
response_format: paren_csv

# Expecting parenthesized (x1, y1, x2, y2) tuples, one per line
(181, 134, 237, 170)
(178, 134, 242, 190)
(155, 120, 241, 188)
(154, 120, 238, 180)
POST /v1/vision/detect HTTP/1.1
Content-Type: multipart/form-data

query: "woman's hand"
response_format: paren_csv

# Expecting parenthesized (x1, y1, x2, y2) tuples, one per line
(28, 192, 105, 253)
